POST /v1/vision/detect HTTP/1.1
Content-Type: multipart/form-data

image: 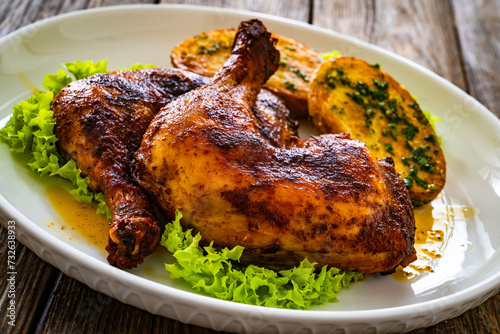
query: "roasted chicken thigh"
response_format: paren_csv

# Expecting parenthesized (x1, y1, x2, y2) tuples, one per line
(134, 19, 416, 274)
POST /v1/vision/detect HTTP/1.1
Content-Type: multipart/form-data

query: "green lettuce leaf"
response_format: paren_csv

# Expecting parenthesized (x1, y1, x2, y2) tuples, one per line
(43, 69, 72, 94)
(64, 59, 108, 81)
(119, 63, 156, 71)
(161, 210, 364, 310)
(423, 110, 442, 129)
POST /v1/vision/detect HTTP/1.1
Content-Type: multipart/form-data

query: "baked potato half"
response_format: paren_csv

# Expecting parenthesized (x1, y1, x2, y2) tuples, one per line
(308, 56, 446, 206)
(170, 28, 322, 118)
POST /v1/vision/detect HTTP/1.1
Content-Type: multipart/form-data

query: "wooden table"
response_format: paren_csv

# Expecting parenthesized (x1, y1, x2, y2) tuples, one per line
(1, 1, 498, 333)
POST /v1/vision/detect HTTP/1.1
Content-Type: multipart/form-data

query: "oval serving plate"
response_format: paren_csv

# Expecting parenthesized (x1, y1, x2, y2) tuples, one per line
(1, 4, 500, 333)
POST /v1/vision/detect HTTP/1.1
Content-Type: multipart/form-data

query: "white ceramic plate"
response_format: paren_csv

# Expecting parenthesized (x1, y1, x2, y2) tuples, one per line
(1, 5, 499, 333)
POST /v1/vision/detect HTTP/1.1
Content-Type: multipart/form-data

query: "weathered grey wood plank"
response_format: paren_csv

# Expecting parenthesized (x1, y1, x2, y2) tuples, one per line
(160, 0, 311, 22)
(0, 0, 158, 39)
(451, 0, 500, 118)
(0, 0, 34, 37)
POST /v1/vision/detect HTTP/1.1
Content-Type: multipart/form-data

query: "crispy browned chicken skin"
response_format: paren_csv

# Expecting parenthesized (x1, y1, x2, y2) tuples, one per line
(135, 19, 416, 274)
(51, 67, 296, 268)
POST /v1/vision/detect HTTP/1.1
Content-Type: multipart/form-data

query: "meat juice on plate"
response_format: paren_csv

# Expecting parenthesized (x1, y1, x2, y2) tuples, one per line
(393, 190, 474, 292)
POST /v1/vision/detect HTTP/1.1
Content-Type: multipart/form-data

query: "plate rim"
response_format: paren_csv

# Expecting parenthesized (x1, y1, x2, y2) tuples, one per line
(1, 3, 499, 333)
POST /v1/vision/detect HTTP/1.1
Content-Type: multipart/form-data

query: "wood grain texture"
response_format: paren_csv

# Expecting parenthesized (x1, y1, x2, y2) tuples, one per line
(451, 0, 500, 118)
(0, 0, 156, 38)
(160, 0, 311, 22)
(0, 0, 498, 333)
